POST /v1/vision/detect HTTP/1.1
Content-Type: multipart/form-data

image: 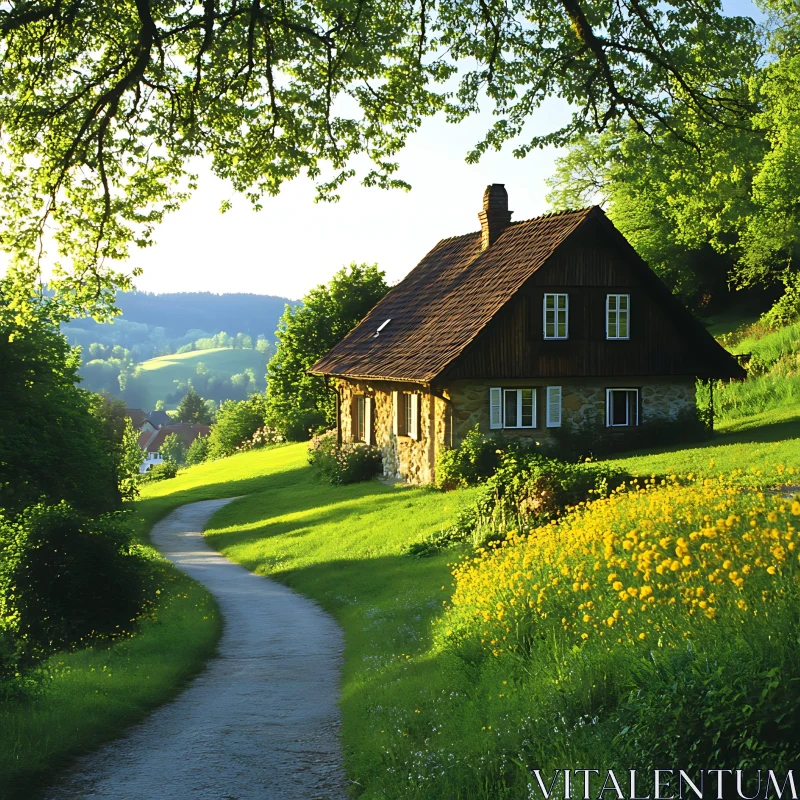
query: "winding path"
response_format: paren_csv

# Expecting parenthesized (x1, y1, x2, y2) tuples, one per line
(45, 498, 347, 800)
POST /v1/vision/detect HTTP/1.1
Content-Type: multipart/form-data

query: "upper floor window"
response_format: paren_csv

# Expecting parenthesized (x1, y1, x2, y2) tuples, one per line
(606, 294, 630, 339)
(543, 294, 569, 339)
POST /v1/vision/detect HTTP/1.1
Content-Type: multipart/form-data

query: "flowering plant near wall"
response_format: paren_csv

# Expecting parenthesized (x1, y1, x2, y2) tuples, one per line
(308, 431, 382, 484)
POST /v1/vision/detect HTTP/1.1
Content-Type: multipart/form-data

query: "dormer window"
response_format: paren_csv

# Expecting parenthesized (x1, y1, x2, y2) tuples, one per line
(543, 294, 568, 339)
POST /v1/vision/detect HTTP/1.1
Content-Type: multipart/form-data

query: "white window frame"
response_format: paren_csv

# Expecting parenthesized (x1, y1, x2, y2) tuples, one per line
(543, 293, 569, 340)
(606, 294, 630, 340)
(546, 386, 562, 428)
(606, 388, 639, 427)
(500, 388, 536, 429)
(393, 391, 419, 439)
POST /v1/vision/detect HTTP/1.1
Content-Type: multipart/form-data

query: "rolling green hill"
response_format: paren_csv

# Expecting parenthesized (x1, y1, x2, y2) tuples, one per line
(130, 348, 269, 410)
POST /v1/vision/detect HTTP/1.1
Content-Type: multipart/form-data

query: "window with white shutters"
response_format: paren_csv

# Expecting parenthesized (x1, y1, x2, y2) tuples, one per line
(543, 293, 569, 339)
(606, 294, 630, 339)
(606, 388, 639, 427)
(500, 388, 536, 429)
(394, 391, 420, 439)
(546, 386, 562, 427)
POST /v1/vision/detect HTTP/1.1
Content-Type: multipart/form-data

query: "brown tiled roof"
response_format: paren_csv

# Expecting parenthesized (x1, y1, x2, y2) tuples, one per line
(311, 207, 596, 382)
(138, 424, 210, 453)
(125, 408, 148, 429)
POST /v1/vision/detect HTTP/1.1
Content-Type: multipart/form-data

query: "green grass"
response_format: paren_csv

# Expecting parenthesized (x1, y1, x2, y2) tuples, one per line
(120, 426, 800, 796)
(0, 493, 223, 800)
(133, 347, 268, 409)
(604, 410, 800, 482)
(136, 444, 481, 797)
(6, 403, 798, 798)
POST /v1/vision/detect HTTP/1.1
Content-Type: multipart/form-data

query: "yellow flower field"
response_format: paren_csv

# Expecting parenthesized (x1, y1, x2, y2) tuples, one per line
(440, 472, 800, 658)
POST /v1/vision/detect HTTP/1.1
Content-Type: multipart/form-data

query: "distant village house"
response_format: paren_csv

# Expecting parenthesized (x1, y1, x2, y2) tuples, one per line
(138, 423, 210, 472)
(311, 185, 744, 484)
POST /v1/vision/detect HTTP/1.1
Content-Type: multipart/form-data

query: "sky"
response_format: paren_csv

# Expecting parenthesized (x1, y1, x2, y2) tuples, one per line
(3, 0, 763, 302)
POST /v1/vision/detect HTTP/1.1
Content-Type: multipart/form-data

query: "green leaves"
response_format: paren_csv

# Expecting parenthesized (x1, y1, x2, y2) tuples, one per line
(265, 262, 389, 440)
(0, 0, 760, 318)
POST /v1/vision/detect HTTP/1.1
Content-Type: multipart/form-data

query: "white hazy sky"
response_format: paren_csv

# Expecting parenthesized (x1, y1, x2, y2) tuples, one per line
(4, 0, 761, 302)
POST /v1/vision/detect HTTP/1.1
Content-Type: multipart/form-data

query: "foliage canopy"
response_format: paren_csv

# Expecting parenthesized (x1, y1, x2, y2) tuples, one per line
(265, 262, 389, 439)
(0, 0, 758, 317)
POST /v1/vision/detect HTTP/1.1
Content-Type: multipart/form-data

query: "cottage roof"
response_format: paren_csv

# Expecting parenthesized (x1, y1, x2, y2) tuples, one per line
(138, 424, 210, 453)
(125, 408, 148, 429)
(311, 205, 743, 382)
(147, 409, 172, 428)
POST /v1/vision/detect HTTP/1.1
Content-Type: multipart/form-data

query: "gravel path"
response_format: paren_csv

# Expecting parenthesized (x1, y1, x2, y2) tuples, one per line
(45, 498, 347, 800)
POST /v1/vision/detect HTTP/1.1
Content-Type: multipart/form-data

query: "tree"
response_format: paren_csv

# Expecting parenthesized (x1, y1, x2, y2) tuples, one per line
(546, 3, 800, 311)
(159, 433, 186, 466)
(175, 388, 212, 425)
(207, 396, 268, 459)
(255, 337, 271, 355)
(265, 263, 389, 439)
(0, 1, 759, 320)
(119, 418, 145, 500)
(185, 435, 211, 466)
(0, 282, 121, 516)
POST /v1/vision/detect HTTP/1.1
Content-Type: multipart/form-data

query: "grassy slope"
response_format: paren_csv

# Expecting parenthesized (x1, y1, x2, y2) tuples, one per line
(140, 444, 481, 797)
(126, 418, 800, 796)
(8, 400, 798, 796)
(0, 496, 221, 800)
(134, 348, 268, 409)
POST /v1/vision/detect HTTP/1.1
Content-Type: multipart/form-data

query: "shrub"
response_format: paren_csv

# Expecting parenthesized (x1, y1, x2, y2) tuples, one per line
(206, 394, 268, 459)
(434, 427, 525, 490)
(0, 502, 151, 678)
(308, 431, 382, 484)
(235, 426, 285, 453)
(436, 476, 800, 774)
(140, 460, 179, 482)
(185, 434, 210, 465)
(412, 448, 624, 555)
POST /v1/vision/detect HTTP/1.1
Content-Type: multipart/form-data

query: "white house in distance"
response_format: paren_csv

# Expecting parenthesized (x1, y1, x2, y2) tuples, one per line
(138, 423, 211, 472)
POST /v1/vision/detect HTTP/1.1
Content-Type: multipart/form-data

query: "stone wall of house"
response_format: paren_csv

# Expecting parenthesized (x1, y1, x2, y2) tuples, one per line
(337, 378, 448, 484)
(447, 377, 698, 448)
(336, 376, 696, 482)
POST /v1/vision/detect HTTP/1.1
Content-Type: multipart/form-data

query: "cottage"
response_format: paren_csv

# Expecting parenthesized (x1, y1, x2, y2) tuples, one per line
(138, 423, 211, 472)
(310, 185, 744, 484)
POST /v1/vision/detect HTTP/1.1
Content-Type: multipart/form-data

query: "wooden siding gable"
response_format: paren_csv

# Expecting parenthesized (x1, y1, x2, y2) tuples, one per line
(441, 217, 739, 380)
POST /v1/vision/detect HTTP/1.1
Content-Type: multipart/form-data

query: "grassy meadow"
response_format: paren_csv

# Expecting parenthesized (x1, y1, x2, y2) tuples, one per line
(133, 347, 268, 409)
(128, 409, 800, 797)
(9, 310, 800, 798)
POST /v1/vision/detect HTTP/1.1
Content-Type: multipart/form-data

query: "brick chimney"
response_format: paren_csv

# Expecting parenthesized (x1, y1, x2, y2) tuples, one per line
(478, 184, 512, 250)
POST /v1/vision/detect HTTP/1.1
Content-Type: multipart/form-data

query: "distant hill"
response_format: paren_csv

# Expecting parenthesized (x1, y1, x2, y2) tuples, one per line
(124, 348, 270, 410)
(111, 291, 296, 338)
(63, 290, 297, 367)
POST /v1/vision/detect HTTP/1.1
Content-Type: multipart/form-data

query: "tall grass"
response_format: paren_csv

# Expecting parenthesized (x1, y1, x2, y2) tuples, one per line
(712, 319, 800, 425)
